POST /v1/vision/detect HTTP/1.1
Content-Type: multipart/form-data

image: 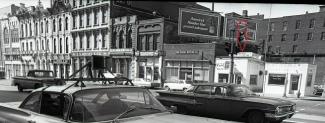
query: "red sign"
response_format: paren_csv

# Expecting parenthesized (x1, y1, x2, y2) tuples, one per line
(236, 19, 249, 52)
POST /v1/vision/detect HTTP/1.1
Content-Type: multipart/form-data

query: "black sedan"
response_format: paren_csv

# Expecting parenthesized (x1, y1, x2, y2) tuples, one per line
(156, 83, 296, 123)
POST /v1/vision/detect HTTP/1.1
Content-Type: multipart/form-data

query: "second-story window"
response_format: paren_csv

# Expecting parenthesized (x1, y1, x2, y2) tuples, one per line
(73, 15, 76, 28)
(293, 33, 299, 41)
(292, 45, 298, 53)
(53, 19, 56, 32)
(307, 32, 313, 41)
(137, 35, 144, 51)
(41, 22, 44, 33)
(153, 33, 160, 50)
(126, 30, 132, 48)
(111, 32, 116, 49)
(54, 39, 57, 53)
(65, 37, 69, 53)
(269, 22, 275, 31)
(321, 32, 325, 40)
(72, 34, 76, 50)
(102, 7, 107, 24)
(46, 21, 49, 33)
(102, 31, 107, 48)
(79, 12, 83, 28)
(268, 35, 272, 42)
(86, 11, 90, 26)
(282, 21, 288, 31)
(73, 0, 76, 7)
(59, 18, 62, 31)
(79, 33, 83, 49)
(281, 34, 286, 41)
(29, 23, 32, 36)
(309, 19, 315, 28)
(35, 23, 38, 35)
(119, 31, 124, 48)
(59, 38, 63, 54)
(94, 9, 99, 25)
(65, 17, 69, 30)
(295, 20, 301, 29)
(79, 0, 83, 6)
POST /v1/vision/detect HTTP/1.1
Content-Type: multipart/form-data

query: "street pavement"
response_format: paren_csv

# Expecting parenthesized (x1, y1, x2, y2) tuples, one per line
(0, 79, 324, 123)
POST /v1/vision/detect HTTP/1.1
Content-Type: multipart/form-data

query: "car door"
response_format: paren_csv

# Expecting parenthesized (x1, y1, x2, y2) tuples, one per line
(209, 86, 236, 118)
(19, 92, 71, 123)
(192, 85, 214, 116)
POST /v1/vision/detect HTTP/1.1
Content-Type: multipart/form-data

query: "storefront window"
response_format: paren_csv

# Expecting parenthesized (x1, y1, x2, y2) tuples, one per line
(138, 66, 144, 78)
(166, 68, 178, 81)
(268, 74, 286, 85)
(154, 67, 159, 80)
(179, 68, 192, 81)
(218, 74, 228, 83)
(194, 69, 209, 82)
(249, 75, 258, 85)
(306, 74, 312, 87)
(145, 67, 152, 81)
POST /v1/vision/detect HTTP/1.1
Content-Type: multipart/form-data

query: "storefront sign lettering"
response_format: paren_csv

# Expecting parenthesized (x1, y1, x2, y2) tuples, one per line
(176, 50, 200, 54)
(71, 51, 109, 57)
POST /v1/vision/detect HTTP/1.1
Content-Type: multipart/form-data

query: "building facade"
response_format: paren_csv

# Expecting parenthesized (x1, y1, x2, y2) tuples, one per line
(70, 0, 110, 77)
(257, 6, 325, 85)
(0, 5, 20, 79)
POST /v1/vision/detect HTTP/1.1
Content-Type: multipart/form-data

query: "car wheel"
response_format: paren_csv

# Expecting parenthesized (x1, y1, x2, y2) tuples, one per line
(17, 85, 23, 92)
(247, 111, 268, 123)
(176, 105, 188, 114)
(164, 86, 170, 91)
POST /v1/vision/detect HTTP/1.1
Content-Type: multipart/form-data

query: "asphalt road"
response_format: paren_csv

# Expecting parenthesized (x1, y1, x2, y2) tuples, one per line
(0, 91, 29, 103)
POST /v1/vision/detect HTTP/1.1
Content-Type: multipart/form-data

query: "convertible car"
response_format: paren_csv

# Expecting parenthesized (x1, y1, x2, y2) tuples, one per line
(156, 83, 296, 123)
(0, 80, 237, 123)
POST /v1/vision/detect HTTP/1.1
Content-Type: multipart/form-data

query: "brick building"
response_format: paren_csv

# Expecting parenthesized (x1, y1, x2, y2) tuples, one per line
(257, 6, 325, 85)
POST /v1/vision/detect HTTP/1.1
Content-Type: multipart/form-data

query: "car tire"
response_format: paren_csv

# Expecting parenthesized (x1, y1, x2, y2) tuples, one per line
(176, 105, 188, 114)
(247, 111, 268, 123)
(17, 85, 23, 92)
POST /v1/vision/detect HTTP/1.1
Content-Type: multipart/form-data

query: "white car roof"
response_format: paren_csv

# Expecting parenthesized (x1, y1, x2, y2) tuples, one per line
(34, 82, 142, 95)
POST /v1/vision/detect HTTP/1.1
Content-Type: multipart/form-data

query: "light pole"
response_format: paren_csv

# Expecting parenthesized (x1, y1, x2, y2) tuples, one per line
(229, 29, 235, 84)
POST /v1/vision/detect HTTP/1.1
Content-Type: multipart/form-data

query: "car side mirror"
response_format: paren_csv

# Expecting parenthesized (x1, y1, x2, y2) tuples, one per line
(166, 106, 177, 113)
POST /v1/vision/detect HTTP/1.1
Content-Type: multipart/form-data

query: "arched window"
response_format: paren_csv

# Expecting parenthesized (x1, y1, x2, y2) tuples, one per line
(29, 23, 32, 36)
(35, 23, 38, 35)
(36, 40, 39, 50)
(65, 17, 68, 30)
(25, 24, 28, 36)
(53, 19, 56, 32)
(46, 20, 49, 33)
(46, 39, 49, 50)
(111, 31, 116, 48)
(3, 28, 8, 44)
(126, 29, 132, 48)
(59, 38, 63, 53)
(30, 42, 33, 51)
(42, 40, 44, 50)
(21, 24, 24, 37)
(119, 31, 124, 48)
(40, 22, 43, 33)
(66, 37, 69, 53)
(54, 39, 57, 53)
(59, 18, 62, 31)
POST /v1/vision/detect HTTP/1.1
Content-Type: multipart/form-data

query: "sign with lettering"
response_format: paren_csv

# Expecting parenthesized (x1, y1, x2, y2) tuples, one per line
(178, 8, 221, 39)
(176, 50, 200, 54)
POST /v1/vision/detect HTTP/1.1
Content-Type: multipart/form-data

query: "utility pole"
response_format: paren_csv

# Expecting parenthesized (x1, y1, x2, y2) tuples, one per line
(229, 29, 235, 84)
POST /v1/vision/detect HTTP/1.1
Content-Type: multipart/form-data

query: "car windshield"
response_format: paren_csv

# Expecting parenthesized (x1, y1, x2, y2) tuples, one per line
(70, 88, 167, 122)
(229, 85, 255, 97)
(34, 71, 53, 77)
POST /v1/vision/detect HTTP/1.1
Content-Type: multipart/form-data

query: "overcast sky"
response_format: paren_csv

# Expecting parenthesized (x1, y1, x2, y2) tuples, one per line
(0, 0, 50, 8)
(198, 2, 321, 18)
(0, 1, 321, 19)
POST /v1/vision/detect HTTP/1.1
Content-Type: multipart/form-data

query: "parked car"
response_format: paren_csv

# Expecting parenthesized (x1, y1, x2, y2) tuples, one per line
(156, 83, 296, 123)
(0, 79, 235, 123)
(132, 78, 161, 88)
(12, 70, 65, 92)
(163, 80, 193, 91)
(313, 86, 324, 95)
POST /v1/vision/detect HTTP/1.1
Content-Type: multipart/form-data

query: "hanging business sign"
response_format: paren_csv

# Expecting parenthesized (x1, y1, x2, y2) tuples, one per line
(178, 8, 221, 39)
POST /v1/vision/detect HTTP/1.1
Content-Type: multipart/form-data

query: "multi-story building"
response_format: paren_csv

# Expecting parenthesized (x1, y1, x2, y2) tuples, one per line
(0, 4, 21, 79)
(15, 0, 72, 78)
(257, 6, 325, 85)
(70, 0, 110, 77)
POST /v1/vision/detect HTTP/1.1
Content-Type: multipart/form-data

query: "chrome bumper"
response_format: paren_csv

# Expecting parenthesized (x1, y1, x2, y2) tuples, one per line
(265, 112, 295, 120)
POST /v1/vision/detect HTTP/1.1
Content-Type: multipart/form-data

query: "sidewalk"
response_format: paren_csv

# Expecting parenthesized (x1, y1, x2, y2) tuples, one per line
(256, 93, 325, 101)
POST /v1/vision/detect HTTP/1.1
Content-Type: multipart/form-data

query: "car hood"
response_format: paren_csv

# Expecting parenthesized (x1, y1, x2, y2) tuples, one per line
(243, 96, 295, 106)
(119, 112, 238, 123)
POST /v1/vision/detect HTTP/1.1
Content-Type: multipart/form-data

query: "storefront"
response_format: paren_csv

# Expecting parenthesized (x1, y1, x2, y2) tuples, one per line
(214, 52, 265, 92)
(164, 43, 216, 83)
(265, 63, 317, 97)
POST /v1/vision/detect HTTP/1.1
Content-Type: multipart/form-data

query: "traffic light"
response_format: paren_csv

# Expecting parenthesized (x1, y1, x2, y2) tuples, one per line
(238, 31, 245, 43)
(224, 42, 240, 54)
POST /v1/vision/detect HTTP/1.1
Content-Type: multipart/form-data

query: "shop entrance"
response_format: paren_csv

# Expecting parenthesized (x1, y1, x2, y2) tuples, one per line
(180, 68, 192, 81)
(289, 75, 300, 94)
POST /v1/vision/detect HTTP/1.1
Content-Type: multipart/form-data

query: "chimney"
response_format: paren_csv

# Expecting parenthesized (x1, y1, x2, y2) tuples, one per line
(242, 10, 248, 17)
(320, 5, 325, 12)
